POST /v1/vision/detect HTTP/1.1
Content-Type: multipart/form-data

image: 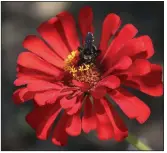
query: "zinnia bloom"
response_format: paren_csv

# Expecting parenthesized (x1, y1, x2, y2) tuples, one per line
(13, 6, 163, 146)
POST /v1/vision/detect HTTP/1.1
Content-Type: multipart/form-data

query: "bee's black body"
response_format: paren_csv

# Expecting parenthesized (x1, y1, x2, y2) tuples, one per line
(78, 32, 101, 66)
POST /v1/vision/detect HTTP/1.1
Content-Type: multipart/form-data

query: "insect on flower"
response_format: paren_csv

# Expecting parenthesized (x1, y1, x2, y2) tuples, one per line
(13, 6, 163, 146)
(78, 32, 101, 66)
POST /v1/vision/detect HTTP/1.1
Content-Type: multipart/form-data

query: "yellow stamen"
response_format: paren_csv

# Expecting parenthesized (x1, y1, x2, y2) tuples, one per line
(64, 50, 79, 72)
(65, 50, 78, 65)
(84, 64, 90, 71)
(69, 66, 77, 74)
(71, 51, 76, 56)
(78, 65, 85, 72)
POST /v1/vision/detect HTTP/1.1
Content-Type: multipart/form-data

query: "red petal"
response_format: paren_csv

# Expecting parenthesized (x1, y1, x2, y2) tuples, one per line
(26, 103, 61, 140)
(14, 76, 37, 86)
(26, 104, 54, 129)
(36, 103, 62, 140)
(96, 123, 114, 140)
(91, 86, 107, 99)
(78, 6, 94, 43)
(96, 75, 120, 89)
(37, 17, 69, 59)
(66, 113, 81, 136)
(94, 99, 114, 140)
(109, 88, 151, 124)
(101, 24, 138, 68)
(13, 87, 34, 104)
(27, 80, 62, 92)
(66, 95, 83, 115)
(113, 36, 154, 61)
(113, 37, 145, 61)
(124, 64, 163, 96)
(60, 96, 77, 109)
(57, 11, 80, 50)
(100, 98, 128, 141)
(82, 97, 96, 133)
(137, 35, 154, 59)
(99, 13, 121, 53)
(14, 75, 54, 86)
(15, 74, 57, 86)
(16, 65, 57, 82)
(125, 59, 151, 76)
(23, 35, 64, 69)
(17, 52, 63, 79)
(34, 90, 60, 106)
(52, 113, 68, 146)
(72, 80, 90, 92)
(102, 56, 132, 77)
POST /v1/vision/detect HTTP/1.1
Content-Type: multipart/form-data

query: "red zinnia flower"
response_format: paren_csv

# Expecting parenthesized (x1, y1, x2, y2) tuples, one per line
(13, 6, 163, 146)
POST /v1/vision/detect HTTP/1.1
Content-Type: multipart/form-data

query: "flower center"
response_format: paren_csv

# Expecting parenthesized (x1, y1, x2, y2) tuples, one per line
(64, 32, 101, 87)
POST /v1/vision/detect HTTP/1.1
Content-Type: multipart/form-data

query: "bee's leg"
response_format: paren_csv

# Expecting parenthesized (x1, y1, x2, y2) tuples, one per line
(78, 47, 83, 52)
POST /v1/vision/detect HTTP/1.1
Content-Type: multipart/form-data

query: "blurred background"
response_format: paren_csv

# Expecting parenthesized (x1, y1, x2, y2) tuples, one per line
(1, 1, 164, 151)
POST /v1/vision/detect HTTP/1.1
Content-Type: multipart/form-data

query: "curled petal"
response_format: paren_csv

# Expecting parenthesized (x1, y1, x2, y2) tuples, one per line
(124, 59, 151, 76)
(91, 86, 107, 99)
(60, 96, 77, 109)
(137, 35, 154, 59)
(114, 35, 154, 62)
(34, 90, 62, 106)
(109, 88, 151, 124)
(112, 36, 154, 64)
(100, 98, 128, 141)
(96, 75, 120, 89)
(66, 95, 83, 115)
(102, 56, 132, 77)
(72, 80, 90, 92)
(66, 113, 81, 136)
(124, 64, 163, 96)
(13, 87, 34, 104)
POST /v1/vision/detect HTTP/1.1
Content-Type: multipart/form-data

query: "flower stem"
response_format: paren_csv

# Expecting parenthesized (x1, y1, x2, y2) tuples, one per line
(125, 133, 152, 150)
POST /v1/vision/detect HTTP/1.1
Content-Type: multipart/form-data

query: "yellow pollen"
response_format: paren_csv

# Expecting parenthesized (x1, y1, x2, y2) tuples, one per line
(83, 64, 90, 71)
(65, 50, 78, 64)
(64, 50, 101, 87)
(69, 66, 77, 74)
(78, 65, 84, 72)
(64, 50, 79, 72)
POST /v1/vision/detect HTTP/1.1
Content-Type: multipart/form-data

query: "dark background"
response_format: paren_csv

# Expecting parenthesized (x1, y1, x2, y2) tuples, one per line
(1, 1, 164, 151)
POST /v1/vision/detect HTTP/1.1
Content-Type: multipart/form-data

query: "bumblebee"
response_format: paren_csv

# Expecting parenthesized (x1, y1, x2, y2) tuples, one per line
(78, 32, 101, 66)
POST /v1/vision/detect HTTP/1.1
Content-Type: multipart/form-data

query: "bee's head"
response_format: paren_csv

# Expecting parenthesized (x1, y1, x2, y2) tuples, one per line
(85, 32, 94, 43)
(84, 32, 94, 50)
